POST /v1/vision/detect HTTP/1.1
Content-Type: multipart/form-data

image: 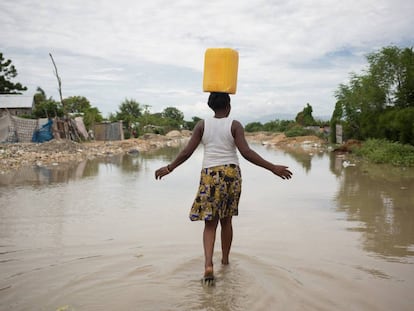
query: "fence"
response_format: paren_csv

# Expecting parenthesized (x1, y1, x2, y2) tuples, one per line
(0, 114, 90, 143)
(0, 114, 49, 143)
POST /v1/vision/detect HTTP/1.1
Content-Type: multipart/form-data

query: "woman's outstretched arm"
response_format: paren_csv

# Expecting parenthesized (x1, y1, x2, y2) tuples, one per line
(155, 120, 204, 180)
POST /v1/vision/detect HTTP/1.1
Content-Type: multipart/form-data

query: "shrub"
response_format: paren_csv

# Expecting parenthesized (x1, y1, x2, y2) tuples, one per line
(353, 139, 414, 166)
(245, 122, 264, 132)
(285, 125, 313, 137)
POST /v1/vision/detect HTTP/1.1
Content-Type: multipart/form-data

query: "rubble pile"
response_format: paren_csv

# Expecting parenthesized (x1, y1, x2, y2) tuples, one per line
(0, 131, 191, 173)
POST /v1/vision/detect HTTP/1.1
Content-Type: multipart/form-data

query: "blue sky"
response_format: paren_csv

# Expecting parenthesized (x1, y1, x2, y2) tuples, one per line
(1, 0, 413, 123)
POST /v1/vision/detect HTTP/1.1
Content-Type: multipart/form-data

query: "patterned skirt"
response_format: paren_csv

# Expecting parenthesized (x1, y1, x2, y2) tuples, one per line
(189, 164, 242, 221)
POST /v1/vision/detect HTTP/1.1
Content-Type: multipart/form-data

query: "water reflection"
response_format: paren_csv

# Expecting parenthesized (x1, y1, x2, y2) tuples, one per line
(0, 146, 414, 260)
(0, 161, 99, 187)
(140, 144, 184, 162)
(0, 145, 185, 187)
(267, 142, 328, 173)
(332, 155, 414, 260)
(282, 148, 327, 173)
(1, 144, 413, 263)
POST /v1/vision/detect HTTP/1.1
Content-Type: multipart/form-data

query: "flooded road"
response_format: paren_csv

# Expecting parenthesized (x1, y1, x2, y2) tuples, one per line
(0, 144, 413, 310)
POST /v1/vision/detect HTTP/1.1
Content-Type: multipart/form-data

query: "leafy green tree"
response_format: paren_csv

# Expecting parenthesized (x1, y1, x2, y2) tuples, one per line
(377, 107, 414, 145)
(330, 101, 343, 143)
(263, 119, 295, 132)
(333, 46, 414, 143)
(245, 119, 296, 133)
(396, 48, 414, 107)
(117, 99, 142, 119)
(184, 116, 201, 130)
(33, 87, 47, 106)
(295, 103, 316, 126)
(0, 52, 28, 94)
(163, 106, 183, 120)
(31, 87, 62, 118)
(32, 98, 63, 118)
(162, 107, 184, 129)
(31, 88, 102, 129)
(263, 121, 280, 132)
(62, 96, 92, 114)
(115, 99, 143, 137)
(82, 107, 103, 130)
(61, 96, 103, 130)
(108, 112, 117, 122)
(285, 124, 313, 137)
(367, 46, 414, 108)
(244, 122, 263, 132)
(137, 104, 154, 132)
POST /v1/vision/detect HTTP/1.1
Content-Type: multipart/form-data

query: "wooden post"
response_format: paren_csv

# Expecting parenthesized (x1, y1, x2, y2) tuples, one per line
(49, 53, 65, 114)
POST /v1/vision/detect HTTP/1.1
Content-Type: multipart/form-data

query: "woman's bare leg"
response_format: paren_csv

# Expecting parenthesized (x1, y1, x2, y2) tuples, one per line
(220, 216, 233, 265)
(203, 217, 219, 276)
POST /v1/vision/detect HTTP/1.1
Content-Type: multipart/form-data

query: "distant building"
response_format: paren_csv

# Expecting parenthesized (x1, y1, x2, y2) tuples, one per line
(0, 94, 34, 117)
(93, 121, 124, 141)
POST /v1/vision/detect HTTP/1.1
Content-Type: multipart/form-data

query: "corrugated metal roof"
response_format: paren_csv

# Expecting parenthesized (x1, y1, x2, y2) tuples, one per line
(0, 95, 33, 109)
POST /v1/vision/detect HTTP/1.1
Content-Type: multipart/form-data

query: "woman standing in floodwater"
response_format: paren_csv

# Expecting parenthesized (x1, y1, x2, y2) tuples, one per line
(155, 92, 292, 284)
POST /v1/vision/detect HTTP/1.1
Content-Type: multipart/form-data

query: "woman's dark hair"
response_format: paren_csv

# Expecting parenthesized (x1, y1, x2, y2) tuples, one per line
(208, 92, 230, 110)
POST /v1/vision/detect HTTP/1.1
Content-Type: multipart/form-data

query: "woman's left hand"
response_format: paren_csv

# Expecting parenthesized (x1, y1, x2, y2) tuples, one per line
(155, 166, 171, 180)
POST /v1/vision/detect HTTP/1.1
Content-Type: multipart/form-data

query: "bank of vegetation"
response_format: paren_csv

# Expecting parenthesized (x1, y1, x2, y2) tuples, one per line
(331, 46, 414, 166)
(243, 46, 414, 167)
(352, 139, 414, 167)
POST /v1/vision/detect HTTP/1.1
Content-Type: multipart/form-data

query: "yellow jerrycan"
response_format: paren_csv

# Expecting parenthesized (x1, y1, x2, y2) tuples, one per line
(203, 48, 239, 94)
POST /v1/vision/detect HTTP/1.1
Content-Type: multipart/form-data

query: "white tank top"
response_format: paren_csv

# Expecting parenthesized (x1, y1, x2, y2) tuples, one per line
(201, 117, 239, 168)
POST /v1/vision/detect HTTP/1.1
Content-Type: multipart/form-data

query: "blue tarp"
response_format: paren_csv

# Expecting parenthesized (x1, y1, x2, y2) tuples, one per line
(32, 119, 53, 143)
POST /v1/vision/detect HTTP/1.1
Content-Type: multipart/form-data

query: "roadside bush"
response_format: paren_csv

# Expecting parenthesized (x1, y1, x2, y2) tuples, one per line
(378, 107, 414, 145)
(124, 130, 131, 139)
(285, 125, 313, 137)
(245, 122, 264, 132)
(353, 139, 414, 166)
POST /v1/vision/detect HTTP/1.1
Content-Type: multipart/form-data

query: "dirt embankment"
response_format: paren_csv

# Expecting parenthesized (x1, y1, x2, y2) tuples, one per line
(245, 131, 326, 149)
(0, 131, 326, 173)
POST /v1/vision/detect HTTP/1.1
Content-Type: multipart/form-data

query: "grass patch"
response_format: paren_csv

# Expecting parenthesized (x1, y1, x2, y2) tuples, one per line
(352, 139, 414, 167)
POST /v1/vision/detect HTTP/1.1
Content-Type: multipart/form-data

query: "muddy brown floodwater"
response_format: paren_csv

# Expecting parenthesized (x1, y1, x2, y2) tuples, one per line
(0, 143, 413, 311)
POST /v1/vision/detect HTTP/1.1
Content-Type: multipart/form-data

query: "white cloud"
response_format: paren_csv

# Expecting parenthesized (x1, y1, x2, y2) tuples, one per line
(1, 0, 413, 121)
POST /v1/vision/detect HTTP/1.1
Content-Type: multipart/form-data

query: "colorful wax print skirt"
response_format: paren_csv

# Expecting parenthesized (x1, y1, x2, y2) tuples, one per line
(189, 164, 242, 221)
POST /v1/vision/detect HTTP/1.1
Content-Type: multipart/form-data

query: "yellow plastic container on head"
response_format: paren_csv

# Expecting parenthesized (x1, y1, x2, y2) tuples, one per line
(203, 48, 239, 94)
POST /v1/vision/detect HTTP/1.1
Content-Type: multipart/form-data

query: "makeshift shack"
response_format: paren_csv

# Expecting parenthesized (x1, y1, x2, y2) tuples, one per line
(93, 121, 124, 141)
(0, 113, 90, 143)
